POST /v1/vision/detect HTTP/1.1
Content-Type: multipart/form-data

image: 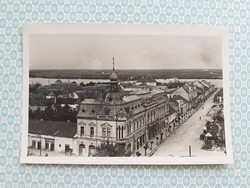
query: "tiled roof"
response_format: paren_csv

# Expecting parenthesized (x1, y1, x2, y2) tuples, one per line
(77, 102, 105, 118)
(29, 120, 77, 138)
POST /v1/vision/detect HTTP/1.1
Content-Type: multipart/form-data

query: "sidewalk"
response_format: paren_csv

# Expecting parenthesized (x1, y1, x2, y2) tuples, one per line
(136, 100, 207, 157)
(136, 122, 183, 157)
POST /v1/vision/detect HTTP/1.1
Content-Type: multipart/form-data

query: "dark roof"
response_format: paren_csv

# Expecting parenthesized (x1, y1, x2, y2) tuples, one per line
(166, 88, 177, 94)
(37, 85, 49, 93)
(47, 92, 56, 96)
(199, 81, 210, 90)
(29, 98, 54, 106)
(182, 85, 189, 93)
(29, 120, 77, 138)
(56, 98, 78, 105)
(172, 95, 188, 103)
(77, 102, 105, 119)
(168, 99, 179, 110)
(169, 105, 177, 115)
(29, 93, 45, 100)
(47, 84, 85, 93)
(75, 91, 86, 100)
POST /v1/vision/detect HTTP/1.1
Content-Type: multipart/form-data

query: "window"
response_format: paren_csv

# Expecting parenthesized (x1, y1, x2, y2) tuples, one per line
(133, 123, 136, 130)
(32, 141, 36, 148)
(107, 128, 111, 138)
(45, 142, 49, 149)
(59, 144, 61, 147)
(127, 125, 131, 134)
(102, 128, 106, 138)
(50, 143, 54, 151)
(80, 126, 84, 135)
(37, 141, 41, 150)
(65, 145, 70, 153)
(90, 127, 94, 137)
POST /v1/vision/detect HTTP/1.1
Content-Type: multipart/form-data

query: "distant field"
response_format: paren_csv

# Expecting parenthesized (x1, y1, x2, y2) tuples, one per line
(30, 69, 222, 80)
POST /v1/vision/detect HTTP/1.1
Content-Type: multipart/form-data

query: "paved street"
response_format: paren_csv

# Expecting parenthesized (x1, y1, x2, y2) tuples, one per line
(152, 91, 225, 157)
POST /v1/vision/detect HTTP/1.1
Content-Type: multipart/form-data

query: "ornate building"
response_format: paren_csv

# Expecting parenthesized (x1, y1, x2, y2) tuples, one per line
(75, 58, 170, 156)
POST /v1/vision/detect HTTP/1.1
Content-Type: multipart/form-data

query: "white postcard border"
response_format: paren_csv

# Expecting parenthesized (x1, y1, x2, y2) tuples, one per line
(21, 23, 233, 165)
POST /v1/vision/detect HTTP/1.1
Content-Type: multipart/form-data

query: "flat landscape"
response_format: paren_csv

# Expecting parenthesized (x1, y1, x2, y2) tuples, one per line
(30, 69, 222, 80)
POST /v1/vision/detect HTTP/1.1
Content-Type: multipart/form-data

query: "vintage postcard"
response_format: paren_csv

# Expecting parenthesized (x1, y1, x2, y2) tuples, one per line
(21, 24, 233, 165)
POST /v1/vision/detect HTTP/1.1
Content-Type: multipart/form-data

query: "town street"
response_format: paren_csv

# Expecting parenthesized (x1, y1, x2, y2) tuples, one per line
(152, 90, 225, 157)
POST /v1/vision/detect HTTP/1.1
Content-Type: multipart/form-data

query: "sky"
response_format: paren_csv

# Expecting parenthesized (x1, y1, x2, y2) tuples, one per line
(29, 34, 222, 70)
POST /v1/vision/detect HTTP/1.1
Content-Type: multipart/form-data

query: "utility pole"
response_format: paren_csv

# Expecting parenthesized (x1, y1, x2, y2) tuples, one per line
(189, 145, 191, 157)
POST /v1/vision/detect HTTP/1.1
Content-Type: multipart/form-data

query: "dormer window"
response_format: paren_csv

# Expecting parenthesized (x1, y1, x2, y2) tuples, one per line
(82, 108, 85, 112)
(92, 109, 95, 113)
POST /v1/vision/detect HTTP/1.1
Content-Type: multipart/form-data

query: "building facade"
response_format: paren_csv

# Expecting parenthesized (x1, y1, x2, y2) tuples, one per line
(75, 62, 170, 156)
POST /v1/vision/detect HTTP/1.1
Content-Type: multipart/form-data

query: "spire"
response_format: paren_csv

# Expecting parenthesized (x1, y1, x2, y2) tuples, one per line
(110, 56, 118, 82)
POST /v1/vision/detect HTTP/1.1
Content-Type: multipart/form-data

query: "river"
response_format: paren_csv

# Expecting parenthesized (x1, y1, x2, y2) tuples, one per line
(29, 78, 223, 88)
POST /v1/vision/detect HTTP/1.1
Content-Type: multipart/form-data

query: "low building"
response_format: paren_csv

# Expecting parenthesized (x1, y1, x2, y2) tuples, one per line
(28, 120, 77, 156)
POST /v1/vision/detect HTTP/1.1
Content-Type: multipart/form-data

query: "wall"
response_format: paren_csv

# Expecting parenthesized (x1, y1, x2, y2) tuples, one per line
(0, 0, 248, 187)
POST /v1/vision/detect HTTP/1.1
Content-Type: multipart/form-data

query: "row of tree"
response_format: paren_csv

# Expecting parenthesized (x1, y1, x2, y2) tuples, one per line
(29, 104, 78, 122)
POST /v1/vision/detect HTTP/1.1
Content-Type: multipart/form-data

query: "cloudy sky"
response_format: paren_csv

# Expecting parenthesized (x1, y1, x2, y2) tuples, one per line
(29, 34, 222, 70)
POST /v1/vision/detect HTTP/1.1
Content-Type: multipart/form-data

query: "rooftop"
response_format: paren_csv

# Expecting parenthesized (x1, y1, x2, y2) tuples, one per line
(29, 120, 77, 138)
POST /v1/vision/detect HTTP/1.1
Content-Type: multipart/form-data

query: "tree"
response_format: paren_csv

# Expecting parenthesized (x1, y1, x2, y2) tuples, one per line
(80, 82, 85, 87)
(95, 141, 130, 157)
(29, 82, 41, 93)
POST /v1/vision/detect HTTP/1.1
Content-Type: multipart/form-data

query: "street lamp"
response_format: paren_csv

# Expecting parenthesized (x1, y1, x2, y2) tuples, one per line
(160, 132, 164, 143)
(156, 137, 159, 145)
(39, 119, 43, 156)
(150, 140, 154, 150)
(143, 142, 148, 156)
(38, 131, 42, 156)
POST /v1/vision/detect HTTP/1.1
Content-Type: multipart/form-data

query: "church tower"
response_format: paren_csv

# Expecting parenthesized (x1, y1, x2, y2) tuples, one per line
(105, 57, 123, 104)
(110, 56, 119, 93)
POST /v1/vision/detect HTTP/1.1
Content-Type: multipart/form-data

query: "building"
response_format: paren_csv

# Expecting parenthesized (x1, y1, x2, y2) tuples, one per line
(75, 58, 170, 156)
(28, 59, 216, 157)
(28, 120, 77, 156)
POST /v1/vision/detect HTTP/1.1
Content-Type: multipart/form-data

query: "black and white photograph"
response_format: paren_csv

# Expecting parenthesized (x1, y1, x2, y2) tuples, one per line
(21, 24, 233, 165)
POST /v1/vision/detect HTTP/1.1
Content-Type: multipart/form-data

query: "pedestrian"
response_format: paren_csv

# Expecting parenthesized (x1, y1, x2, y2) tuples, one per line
(199, 116, 201, 120)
